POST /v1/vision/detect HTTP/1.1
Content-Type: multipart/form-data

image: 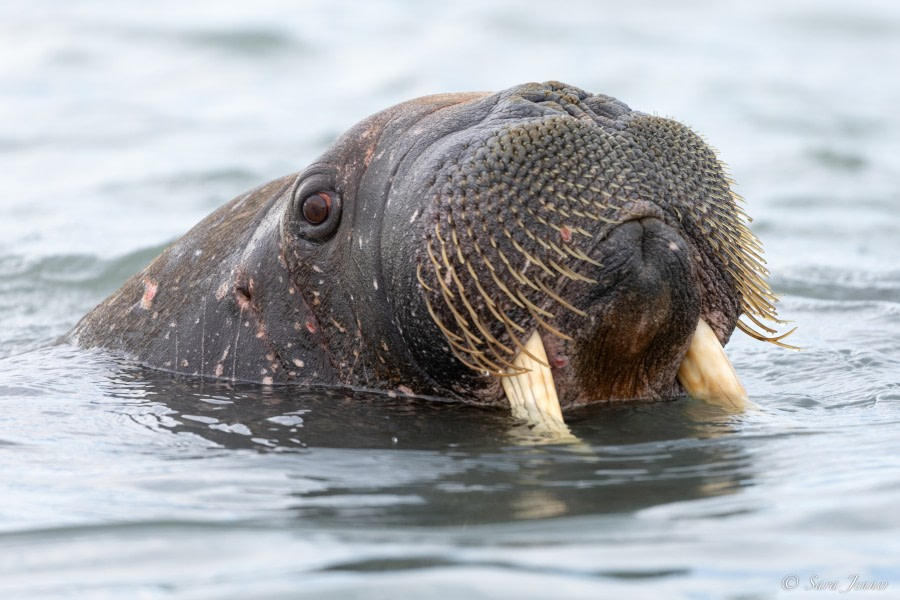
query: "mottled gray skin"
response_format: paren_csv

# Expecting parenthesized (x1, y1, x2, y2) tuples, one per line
(70, 82, 748, 408)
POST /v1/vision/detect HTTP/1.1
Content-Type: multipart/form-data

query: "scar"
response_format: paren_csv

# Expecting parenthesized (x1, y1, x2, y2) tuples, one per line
(550, 355, 569, 368)
(140, 278, 158, 310)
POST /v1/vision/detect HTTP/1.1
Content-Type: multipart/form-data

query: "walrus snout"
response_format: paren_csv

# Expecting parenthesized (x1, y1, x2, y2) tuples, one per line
(496, 215, 702, 412)
(563, 217, 699, 403)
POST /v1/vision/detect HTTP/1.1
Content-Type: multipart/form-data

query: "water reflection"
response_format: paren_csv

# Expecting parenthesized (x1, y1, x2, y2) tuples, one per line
(95, 363, 758, 527)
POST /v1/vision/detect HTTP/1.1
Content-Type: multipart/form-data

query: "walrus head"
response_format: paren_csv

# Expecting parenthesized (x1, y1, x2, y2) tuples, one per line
(71, 81, 793, 420)
(280, 81, 792, 408)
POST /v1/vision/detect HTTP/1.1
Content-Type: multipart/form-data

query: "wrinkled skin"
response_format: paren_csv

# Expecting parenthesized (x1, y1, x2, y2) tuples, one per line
(70, 81, 765, 409)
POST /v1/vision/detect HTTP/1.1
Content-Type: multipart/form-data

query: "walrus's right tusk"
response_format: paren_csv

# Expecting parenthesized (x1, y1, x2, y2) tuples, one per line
(677, 319, 750, 410)
(501, 330, 572, 435)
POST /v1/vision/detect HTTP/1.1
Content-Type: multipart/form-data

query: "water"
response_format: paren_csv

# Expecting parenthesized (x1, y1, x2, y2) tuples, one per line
(1, 1, 899, 598)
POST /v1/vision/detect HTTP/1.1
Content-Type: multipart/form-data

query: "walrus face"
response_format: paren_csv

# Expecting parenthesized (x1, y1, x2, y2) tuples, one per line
(280, 82, 790, 411)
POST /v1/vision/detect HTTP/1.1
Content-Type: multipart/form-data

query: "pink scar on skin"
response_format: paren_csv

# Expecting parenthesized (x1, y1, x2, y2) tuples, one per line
(140, 278, 158, 310)
(559, 225, 573, 244)
(550, 355, 570, 369)
(305, 315, 318, 334)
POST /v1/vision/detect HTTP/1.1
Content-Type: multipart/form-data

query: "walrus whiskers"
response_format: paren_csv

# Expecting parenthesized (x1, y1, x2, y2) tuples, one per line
(535, 278, 588, 318)
(427, 300, 514, 376)
(476, 250, 527, 311)
(463, 262, 549, 366)
(430, 225, 527, 376)
(415, 263, 435, 293)
(448, 261, 515, 357)
(737, 321, 799, 349)
(501, 317, 550, 367)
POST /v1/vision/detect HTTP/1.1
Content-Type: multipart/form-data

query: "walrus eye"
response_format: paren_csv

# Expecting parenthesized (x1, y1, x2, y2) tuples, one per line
(289, 169, 342, 242)
(302, 192, 331, 225)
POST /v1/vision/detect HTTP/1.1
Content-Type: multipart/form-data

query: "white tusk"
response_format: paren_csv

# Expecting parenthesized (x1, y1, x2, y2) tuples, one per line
(677, 319, 751, 410)
(501, 330, 572, 435)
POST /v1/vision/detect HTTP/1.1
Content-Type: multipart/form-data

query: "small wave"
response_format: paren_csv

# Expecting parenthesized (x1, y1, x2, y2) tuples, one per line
(772, 267, 900, 303)
(1, 245, 168, 290)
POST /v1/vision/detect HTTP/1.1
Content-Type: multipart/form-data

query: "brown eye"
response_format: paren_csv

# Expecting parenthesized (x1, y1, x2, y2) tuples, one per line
(290, 173, 342, 242)
(302, 192, 331, 224)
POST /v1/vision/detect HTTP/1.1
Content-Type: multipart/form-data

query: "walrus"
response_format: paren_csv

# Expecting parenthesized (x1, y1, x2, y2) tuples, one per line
(67, 81, 794, 430)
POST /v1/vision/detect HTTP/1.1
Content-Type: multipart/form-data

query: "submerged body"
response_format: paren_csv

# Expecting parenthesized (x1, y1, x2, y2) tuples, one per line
(69, 82, 791, 421)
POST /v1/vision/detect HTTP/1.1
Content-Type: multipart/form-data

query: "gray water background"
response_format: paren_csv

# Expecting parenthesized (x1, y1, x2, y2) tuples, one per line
(1, 1, 899, 598)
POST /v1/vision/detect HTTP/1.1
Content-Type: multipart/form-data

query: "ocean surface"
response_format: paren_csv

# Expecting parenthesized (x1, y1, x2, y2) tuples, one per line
(1, 1, 899, 598)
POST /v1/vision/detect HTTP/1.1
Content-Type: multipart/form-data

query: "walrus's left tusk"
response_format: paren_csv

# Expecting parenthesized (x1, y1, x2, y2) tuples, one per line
(501, 330, 571, 434)
(677, 319, 750, 410)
